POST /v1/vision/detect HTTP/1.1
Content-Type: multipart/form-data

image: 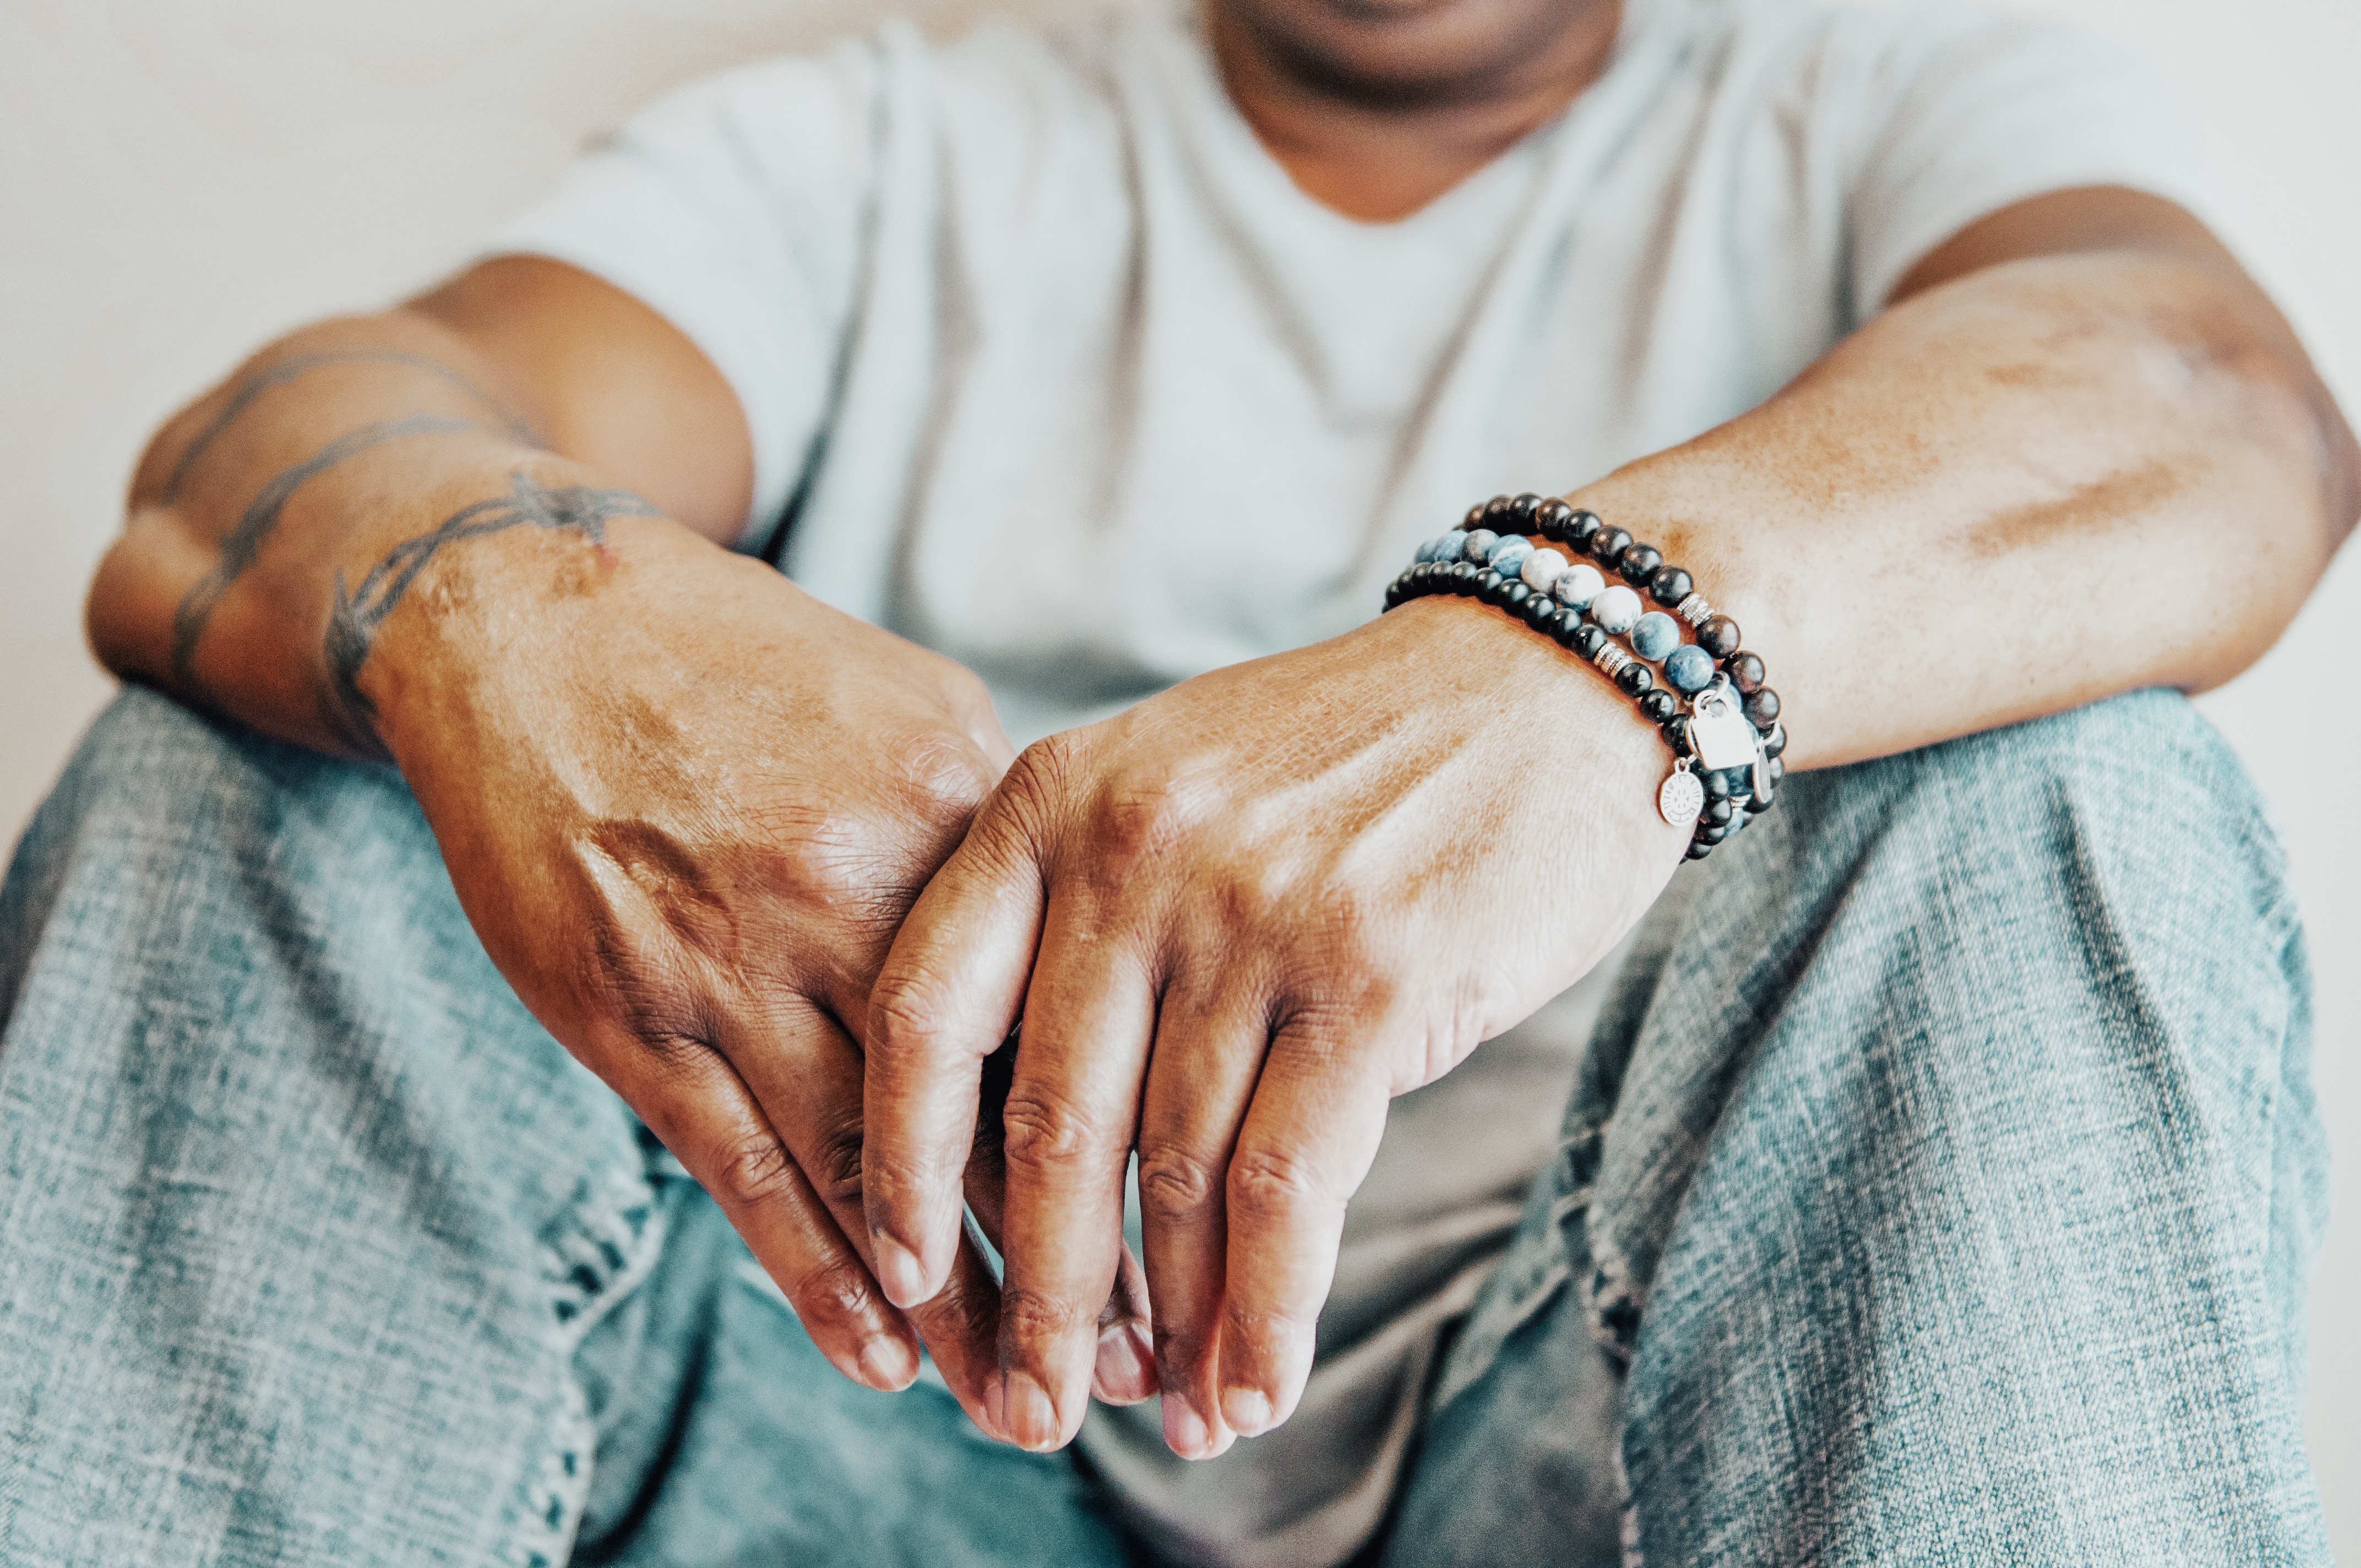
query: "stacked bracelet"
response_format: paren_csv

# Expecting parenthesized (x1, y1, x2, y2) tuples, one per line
(1383, 493, 1787, 860)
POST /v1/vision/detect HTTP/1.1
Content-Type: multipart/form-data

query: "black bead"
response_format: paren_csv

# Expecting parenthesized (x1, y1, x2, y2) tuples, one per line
(1482, 494, 1515, 530)
(1510, 492, 1543, 527)
(1550, 608, 1583, 646)
(1746, 782, 1777, 814)
(1649, 565, 1692, 607)
(1704, 797, 1733, 826)
(1566, 509, 1602, 547)
(1535, 498, 1576, 542)
(1698, 615, 1742, 660)
(1637, 688, 1678, 725)
(1385, 582, 1403, 609)
(1614, 662, 1653, 696)
(1661, 715, 1689, 754)
(1762, 721, 1786, 759)
(1591, 525, 1632, 565)
(1505, 580, 1533, 606)
(1701, 768, 1731, 800)
(1463, 503, 1488, 530)
(1767, 755, 1785, 785)
(1695, 821, 1729, 845)
(1684, 841, 1715, 861)
(1726, 651, 1765, 694)
(1571, 624, 1607, 660)
(1744, 687, 1781, 729)
(1477, 570, 1509, 606)
(1521, 593, 1554, 629)
(1618, 544, 1663, 585)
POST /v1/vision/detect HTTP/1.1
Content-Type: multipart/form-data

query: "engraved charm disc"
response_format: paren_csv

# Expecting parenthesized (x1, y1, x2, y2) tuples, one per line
(1658, 765, 1705, 828)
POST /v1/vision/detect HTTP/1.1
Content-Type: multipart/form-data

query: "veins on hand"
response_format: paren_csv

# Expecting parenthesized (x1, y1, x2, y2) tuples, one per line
(321, 469, 658, 749)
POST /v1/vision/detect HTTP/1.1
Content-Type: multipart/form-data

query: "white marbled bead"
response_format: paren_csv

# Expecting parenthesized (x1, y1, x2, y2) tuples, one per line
(1551, 562, 1606, 608)
(1462, 529, 1500, 564)
(1521, 547, 1568, 593)
(1590, 584, 1644, 634)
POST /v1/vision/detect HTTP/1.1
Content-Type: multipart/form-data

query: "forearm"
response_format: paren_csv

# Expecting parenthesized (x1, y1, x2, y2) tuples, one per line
(1574, 249, 2357, 771)
(90, 312, 671, 759)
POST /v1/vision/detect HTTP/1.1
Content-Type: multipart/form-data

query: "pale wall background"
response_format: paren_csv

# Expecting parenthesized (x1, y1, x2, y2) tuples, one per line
(2, 0, 2355, 1544)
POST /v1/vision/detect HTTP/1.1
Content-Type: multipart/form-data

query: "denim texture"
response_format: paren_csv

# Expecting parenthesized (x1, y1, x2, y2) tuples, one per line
(0, 686, 2332, 1565)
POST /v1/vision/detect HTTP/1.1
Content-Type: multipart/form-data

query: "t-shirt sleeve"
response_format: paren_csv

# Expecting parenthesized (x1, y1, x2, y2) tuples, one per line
(483, 35, 893, 546)
(1835, 3, 2221, 319)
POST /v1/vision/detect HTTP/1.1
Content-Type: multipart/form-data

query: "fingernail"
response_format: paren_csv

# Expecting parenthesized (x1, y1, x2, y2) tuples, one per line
(1162, 1394, 1212, 1460)
(1220, 1386, 1274, 1436)
(1093, 1324, 1158, 1404)
(1002, 1370, 1060, 1451)
(873, 1235, 928, 1309)
(857, 1335, 917, 1392)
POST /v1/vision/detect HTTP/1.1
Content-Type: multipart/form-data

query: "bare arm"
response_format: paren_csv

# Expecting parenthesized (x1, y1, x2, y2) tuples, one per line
(89, 256, 758, 753)
(1601, 187, 2355, 770)
(81, 257, 1151, 1431)
(858, 187, 2358, 1458)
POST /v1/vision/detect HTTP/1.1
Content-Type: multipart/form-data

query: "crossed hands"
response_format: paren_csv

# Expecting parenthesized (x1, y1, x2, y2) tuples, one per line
(394, 525, 1687, 1461)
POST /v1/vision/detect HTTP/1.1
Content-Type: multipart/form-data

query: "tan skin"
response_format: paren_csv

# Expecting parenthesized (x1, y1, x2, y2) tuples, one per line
(89, 0, 2355, 1464)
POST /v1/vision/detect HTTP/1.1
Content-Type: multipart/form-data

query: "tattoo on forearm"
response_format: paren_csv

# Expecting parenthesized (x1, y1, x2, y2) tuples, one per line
(321, 469, 656, 743)
(168, 413, 483, 685)
(163, 347, 535, 502)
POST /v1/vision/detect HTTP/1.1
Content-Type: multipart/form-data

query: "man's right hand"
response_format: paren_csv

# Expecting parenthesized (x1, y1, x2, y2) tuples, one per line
(376, 511, 1152, 1425)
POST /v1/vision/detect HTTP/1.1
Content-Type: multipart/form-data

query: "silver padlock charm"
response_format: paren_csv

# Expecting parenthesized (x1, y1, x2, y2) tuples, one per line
(1685, 676, 1762, 773)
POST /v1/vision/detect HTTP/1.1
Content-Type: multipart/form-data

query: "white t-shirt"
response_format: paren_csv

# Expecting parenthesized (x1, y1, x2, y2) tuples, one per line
(489, 2, 2208, 1562)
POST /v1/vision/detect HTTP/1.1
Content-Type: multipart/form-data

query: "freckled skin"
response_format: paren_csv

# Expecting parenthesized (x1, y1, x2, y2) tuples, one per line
(83, 0, 2360, 1459)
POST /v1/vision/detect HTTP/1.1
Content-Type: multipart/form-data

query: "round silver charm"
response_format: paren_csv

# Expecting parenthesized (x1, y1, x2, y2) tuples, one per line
(1658, 765, 1704, 829)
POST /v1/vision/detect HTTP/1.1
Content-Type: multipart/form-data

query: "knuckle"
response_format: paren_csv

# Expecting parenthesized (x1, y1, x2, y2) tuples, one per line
(866, 972, 956, 1053)
(806, 1117, 868, 1210)
(998, 1283, 1092, 1344)
(1135, 1141, 1223, 1223)
(998, 1088, 1114, 1176)
(1226, 1144, 1337, 1227)
(790, 1256, 880, 1328)
(712, 1132, 801, 1210)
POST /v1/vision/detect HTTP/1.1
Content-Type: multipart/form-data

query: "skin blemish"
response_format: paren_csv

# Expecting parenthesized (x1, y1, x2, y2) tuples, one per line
(1969, 462, 2182, 558)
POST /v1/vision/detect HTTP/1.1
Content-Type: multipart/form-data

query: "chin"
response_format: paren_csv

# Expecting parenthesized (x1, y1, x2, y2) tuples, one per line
(1216, 0, 1610, 103)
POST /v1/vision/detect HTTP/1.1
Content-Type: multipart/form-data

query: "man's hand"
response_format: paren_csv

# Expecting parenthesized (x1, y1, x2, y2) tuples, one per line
(377, 513, 1156, 1429)
(861, 594, 1689, 1456)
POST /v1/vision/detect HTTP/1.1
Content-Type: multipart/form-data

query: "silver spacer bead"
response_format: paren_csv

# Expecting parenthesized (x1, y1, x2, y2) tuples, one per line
(1675, 592, 1715, 628)
(1593, 643, 1633, 678)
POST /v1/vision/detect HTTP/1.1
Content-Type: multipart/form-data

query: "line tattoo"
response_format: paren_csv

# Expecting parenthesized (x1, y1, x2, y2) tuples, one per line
(168, 413, 482, 685)
(162, 347, 536, 502)
(322, 470, 657, 744)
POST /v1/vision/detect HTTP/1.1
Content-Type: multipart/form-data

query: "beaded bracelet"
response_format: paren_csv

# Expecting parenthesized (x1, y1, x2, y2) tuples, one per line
(1383, 493, 1787, 859)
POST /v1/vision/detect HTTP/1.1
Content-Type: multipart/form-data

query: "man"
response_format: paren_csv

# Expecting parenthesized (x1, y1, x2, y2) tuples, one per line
(1, 0, 2349, 1558)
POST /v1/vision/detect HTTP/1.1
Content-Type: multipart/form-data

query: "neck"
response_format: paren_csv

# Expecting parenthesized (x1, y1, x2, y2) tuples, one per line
(1208, 0, 1623, 223)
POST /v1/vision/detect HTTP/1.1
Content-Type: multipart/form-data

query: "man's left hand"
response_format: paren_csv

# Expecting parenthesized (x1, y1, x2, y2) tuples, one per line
(861, 594, 1689, 1457)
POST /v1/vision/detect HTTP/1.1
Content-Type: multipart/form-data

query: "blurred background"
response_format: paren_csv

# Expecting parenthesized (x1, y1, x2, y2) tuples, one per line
(2, 0, 2353, 1544)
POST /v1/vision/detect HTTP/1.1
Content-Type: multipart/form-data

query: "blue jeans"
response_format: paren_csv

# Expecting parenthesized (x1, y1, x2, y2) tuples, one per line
(0, 687, 2332, 1565)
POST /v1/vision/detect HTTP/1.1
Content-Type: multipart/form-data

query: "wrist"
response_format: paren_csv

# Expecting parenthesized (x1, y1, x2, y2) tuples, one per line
(360, 486, 697, 777)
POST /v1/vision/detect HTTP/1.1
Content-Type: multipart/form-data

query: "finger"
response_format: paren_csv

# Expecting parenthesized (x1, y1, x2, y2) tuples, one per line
(1133, 978, 1272, 1459)
(1211, 1017, 1395, 1438)
(619, 1031, 922, 1393)
(990, 895, 1160, 1451)
(715, 998, 1008, 1428)
(864, 797, 1049, 1311)
(966, 1031, 1158, 1408)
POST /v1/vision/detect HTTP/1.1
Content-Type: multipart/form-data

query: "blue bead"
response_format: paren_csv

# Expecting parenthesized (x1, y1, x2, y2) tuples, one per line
(1630, 611, 1680, 662)
(1665, 644, 1716, 693)
(1461, 529, 1499, 564)
(1488, 537, 1532, 576)
(1433, 530, 1468, 563)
